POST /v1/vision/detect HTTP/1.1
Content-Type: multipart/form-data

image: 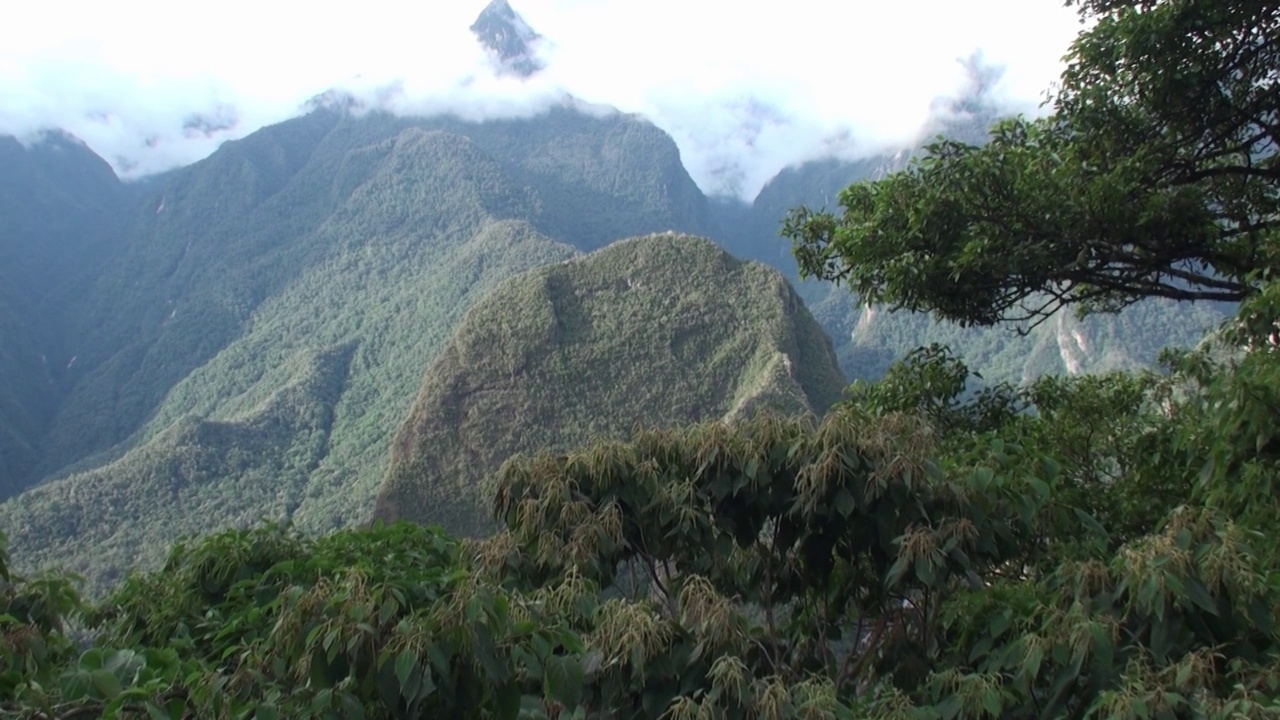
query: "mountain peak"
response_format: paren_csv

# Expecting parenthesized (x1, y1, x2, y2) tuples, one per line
(373, 232, 846, 533)
(471, 0, 544, 78)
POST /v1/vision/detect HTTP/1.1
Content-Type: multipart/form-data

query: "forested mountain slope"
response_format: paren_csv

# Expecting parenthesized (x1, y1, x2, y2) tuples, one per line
(0, 105, 715, 591)
(0, 132, 130, 494)
(35, 106, 713, 486)
(0, 73, 1229, 592)
(374, 233, 846, 534)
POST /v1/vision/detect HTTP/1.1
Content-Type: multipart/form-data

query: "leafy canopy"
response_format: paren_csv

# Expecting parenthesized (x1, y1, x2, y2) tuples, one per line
(4, 318, 1280, 717)
(785, 0, 1279, 327)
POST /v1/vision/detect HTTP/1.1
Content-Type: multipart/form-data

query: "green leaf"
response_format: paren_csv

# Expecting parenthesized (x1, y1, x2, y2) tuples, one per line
(495, 681, 521, 720)
(988, 612, 1012, 639)
(466, 596, 483, 623)
(1038, 456, 1060, 481)
(1182, 577, 1219, 616)
(544, 655, 584, 709)
(1024, 644, 1044, 681)
(936, 694, 961, 720)
(915, 556, 937, 586)
(1072, 508, 1109, 542)
(971, 467, 994, 492)
(981, 688, 1003, 717)
(532, 633, 552, 661)
(1027, 476, 1050, 503)
(473, 621, 506, 682)
(1089, 624, 1113, 675)
(834, 488, 856, 517)
(90, 669, 122, 698)
(395, 649, 416, 689)
(428, 642, 452, 677)
(885, 556, 909, 589)
(80, 648, 106, 671)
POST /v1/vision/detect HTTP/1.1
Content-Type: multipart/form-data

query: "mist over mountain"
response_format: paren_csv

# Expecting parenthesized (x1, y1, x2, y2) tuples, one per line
(0, 0, 1079, 198)
(472, 0, 546, 78)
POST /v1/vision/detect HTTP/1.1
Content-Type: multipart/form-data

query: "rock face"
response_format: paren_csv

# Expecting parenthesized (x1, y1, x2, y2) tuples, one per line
(374, 233, 847, 534)
(471, 0, 545, 78)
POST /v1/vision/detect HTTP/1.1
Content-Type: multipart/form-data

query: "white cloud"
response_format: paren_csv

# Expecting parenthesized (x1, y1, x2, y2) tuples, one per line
(0, 0, 1081, 199)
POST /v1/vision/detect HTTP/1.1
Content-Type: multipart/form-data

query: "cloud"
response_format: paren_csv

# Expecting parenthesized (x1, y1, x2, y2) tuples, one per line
(0, 0, 1081, 199)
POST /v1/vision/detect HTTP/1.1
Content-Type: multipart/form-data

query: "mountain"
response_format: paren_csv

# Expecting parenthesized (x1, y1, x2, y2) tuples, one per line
(710, 154, 905, 272)
(30, 105, 714, 486)
(471, 0, 545, 78)
(0, 28, 1232, 592)
(373, 233, 846, 535)
(0, 132, 130, 495)
(0, 104, 722, 591)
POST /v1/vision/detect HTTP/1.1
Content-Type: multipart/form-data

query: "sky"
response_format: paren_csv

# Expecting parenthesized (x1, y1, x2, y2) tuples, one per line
(0, 0, 1083, 200)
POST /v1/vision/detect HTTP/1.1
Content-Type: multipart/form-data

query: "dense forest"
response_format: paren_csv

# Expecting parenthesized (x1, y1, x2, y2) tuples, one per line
(4, 0, 1279, 716)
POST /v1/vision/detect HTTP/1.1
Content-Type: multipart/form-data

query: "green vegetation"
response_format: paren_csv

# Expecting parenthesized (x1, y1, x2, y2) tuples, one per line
(784, 0, 1277, 327)
(14, 104, 711, 490)
(1, 522, 589, 718)
(418, 107, 716, 250)
(0, 133, 128, 494)
(4, 79, 1233, 596)
(0, 127, 579, 593)
(0, 104, 720, 591)
(5, 1, 1280, 714)
(375, 233, 846, 535)
(5, 311, 1280, 716)
(711, 98, 1232, 388)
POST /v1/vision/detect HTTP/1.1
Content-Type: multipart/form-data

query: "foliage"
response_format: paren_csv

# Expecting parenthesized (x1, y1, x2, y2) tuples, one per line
(4, 291, 1280, 717)
(97, 522, 592, 719)
(783, 0, 1278, 328)
(482, 317, 1280, 717)
(4, 81, 1235, 597)
(6, 3, 1280, 714)
(711, 96, 1230, 388)
(0, 522, 598, 719)
(4, 101, 712, 493)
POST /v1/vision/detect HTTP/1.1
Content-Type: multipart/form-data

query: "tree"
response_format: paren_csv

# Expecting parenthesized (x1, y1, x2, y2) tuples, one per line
(784, 0, 1279, 328)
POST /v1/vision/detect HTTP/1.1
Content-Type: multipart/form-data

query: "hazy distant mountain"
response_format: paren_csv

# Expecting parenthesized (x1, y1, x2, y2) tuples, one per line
(471, 0, 545, 78)
(374, 234, 846, 535)
(30, 105, 713, 484)
(0, 132, 129, 494)
(710, 154, 905, 272)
